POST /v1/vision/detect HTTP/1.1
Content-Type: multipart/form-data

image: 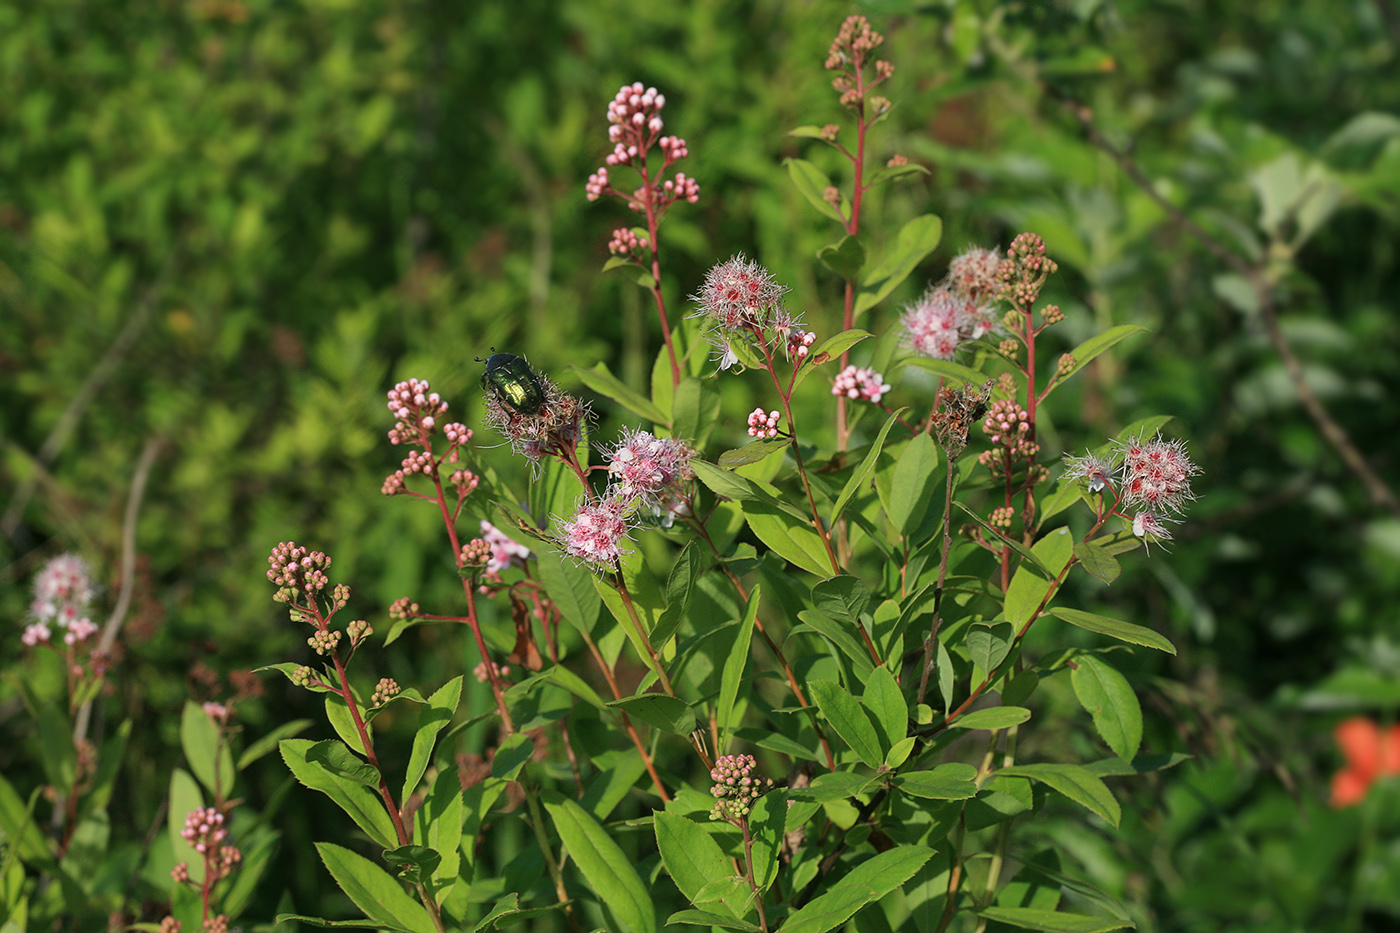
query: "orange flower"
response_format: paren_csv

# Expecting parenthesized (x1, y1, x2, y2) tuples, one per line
(1331, 717, 1400, 807)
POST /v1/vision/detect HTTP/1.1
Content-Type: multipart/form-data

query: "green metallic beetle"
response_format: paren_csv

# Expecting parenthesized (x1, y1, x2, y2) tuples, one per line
(477, 351, 547, 415)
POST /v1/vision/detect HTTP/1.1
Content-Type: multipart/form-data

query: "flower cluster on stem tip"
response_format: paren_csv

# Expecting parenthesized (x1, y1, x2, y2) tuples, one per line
(1062, 432, 1201, 545)
(175, 806, 241, 883)
(708, 754, 775, 822)
(266, 542, 332, 604)
(747, 409, 782, 439)
(825, 15, 894, 112)
(24, 553, 99, 648)
(479, 520, 531, 574)
(831, 365, 892, 404)
(382, 378, 477, 495)
(557, 497, 632, 566)
(585, 83, 699, 213)
(371, 677, 400, 706)
(690, 255, 816, 378)
(483, 373, 589, 466)
(605, 428, 696, 507)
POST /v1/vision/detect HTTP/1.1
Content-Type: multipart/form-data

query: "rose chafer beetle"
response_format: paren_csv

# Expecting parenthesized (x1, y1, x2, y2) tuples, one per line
(477, 350, 547, 416)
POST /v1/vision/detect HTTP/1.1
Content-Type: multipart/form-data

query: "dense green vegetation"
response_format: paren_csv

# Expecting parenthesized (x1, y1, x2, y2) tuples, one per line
(4, 1, 1400, 930)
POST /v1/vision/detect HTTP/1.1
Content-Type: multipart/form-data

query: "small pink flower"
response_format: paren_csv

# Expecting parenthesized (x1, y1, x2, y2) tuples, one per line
(606, 429, 695, 506)
(901, 286, 964, 360)
(203, 702, 230, 723)
(693, 255, 788, 332)
(558, 498, 632, 566)
(385, 378, 448, 447)
(1116, 433, 1200, 515)
(64, 618, 98, 645)
(747, 409, 781, 439)
(480, 520, 531, 574)
(21, 623, 50, 647)
(946, 246, 1003, 305)
(831, 365, 892, 404)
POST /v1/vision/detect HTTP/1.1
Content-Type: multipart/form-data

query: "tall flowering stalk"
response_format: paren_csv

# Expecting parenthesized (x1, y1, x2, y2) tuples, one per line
(815, 15, 898, 448)
(586, 82, 700, 388)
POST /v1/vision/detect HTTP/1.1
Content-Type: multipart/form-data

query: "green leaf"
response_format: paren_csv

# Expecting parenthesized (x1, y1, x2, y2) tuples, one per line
(818, 235, 866, 280)
(830, 409, 905, 524)
(1071, 656, 1142, 763)
(742, 499, 833, 578)
(781, 846, 935, 933)
(654, 812, 743, 916)
(854, 214, 943, 317)
(0, 772, 52, 864)
(747, 790, 785, 891)
(1073, 540, 1121, 586)
(654, 541, 705, 649)
(383, 845, 441, 886)
(544, 795, 657, 933)
(470, 893, 569, 931)
(787, 125, 830, 139)
(306, 740, 378, 788)
(315, 841, 437, 933)
(403, 676, 462, 801)
(791, 770, 879, 803)
(999, 763, 1121, 828)
(1048, 608, 1176, 655)
(806, 329, 872, 373)
(608, 694, 698, 735)
(1043, 325, 1148, 398)
(491, 732, 534, 782)
(1005, 564, 1051, 630)
(892, 763, 978, 800)
(692, 459, 766, 502)
(860, 666, 907, 754)
(795, 610, 875, 674)
(967, 621, 1015, 675)
(811, 576, 871, 630)
(571, 361, 669, 425)
(718, 586, 761, 747)
(180, 701, 235, 800)
(884, 433, 940, 537)
(866, 161, 931, 188)
(665, 910, 762, 931)
(417, 768, 463, 895)
(785, 158, 845, 223)
(953, 707, 1032, 731)
(718, 438, 789, 468)
(281, 739, 397, 848)
(545, 665, 608, 711)
(538, 547, 601, 633)
(809, 680, 882, 767)
(672, 376, 721, 448)
(977, 907, 1133, 932)
(902, 357, 989, 387)
(325, 694, 371, 756)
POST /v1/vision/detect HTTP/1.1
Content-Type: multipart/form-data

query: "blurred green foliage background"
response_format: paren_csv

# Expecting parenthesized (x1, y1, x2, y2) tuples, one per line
(4, 0, 1400, 928)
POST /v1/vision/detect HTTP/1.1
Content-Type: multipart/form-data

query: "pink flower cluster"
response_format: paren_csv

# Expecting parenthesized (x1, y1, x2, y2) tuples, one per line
(708, 754, 775, 822)
(480, 520, 531, 574)
(25, 554, 98, 647)
(831, 365, 891, 404)
(608, 227, 649, 258)
(266, 542, 332, 603)
(177, 806, 241, 883)
(979, 399, 1039, 460)
(747, 409, 781, 439)
(605, 429, 695, 507)
(693, 254, 790, 332)
(900, 246, 1004, 361)
(557, 498, 631, 565)
(585, 83, 699, 212)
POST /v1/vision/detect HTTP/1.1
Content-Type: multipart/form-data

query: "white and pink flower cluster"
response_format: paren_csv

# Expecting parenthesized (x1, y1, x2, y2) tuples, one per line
(831, 365, 892, 404)
(691, 255, 814, 375)
(558, 430, 696, 565)
(174, 806, 241, 885)
(24, 554, 98, 648)
(900, 246, 1003, 361)
(1062, 433, 1201, 546)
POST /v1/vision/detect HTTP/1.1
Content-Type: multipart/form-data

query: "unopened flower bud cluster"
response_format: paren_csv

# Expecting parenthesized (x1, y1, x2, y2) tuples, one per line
(747, 409, 781, 439)
(585, 82, 700, 215)
(831, 365, 892, 404)
(708, 754, 775, 822)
